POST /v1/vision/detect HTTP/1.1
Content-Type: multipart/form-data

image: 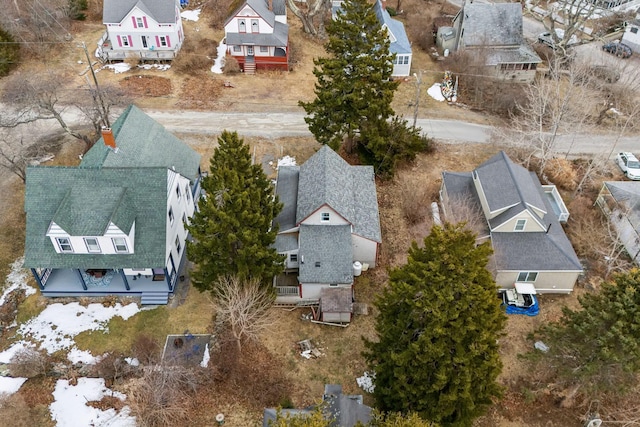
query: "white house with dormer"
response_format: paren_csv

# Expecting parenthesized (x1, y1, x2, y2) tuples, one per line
(97, 0, 185, 61)
(24, 105, 202, 305)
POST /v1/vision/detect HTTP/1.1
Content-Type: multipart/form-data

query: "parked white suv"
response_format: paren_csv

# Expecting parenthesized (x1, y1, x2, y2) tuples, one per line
(616, 152, 640, 180)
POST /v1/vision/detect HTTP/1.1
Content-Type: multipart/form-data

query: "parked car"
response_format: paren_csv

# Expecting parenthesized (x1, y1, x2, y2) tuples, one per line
(602, 41, 632, 58)
(538, 29, 579, 49)
(616, 152, 640, 180)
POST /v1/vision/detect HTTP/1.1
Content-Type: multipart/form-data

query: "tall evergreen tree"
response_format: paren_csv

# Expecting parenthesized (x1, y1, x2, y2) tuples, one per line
(531, 269, 640, 395)
(0, 26, 20, 77)
(299, 0, 398, 151)
(364, 224, 506, 427)
(187, 131, 284, 293)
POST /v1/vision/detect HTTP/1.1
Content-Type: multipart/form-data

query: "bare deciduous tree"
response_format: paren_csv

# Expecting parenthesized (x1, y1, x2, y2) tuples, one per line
(9, 347, 50, 378)
(211, 276, 275, 351)
(532, 0, 596, 58)
(0, 132, 65, 182)
(287, 0, 330, 37)
(129, 365, 203, 427)
(441, 194, 487, 239)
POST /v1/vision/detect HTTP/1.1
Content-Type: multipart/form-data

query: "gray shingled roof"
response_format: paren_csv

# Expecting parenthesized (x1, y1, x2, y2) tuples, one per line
(298, 225, 353, 284)
(296, 146, 381, 243)
(491, 173, 582, 271)
(442, 152, 582, 272)
(81, 105, 201, 182)
(103, 0, 178, 24)
(603, 181, 640, 230)
(225, 21, 289, 47)
(485, 45, 541, 65)
(273, 166, 299, 231)
(373, 0, 411, 55)
(459, 3, 524, 47)
(475, 151, 546, 220)
(24, 167, 168, 269)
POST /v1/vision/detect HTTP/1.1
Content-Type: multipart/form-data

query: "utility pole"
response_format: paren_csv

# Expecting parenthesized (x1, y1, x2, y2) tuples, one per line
(80, 41, 111, 128)
(412, 71, 422, 128)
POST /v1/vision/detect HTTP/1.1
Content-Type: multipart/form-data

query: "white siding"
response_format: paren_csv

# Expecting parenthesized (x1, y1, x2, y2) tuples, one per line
(495, 270, 580, 293)
(224, 6, 274, 35)
(165, 169, 196, 265)
(622, 23, 640, 52)
(352, 235, 377, 268)
(47, 221, 133, 255)
(300, 206, 349, 226)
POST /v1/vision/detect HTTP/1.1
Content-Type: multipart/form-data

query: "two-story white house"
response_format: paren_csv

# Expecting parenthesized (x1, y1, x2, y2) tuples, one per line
(97, 0, 185, 61)
(24, 105, 202, 305)
(440, 151, 582, 294)
(373, 0, 412, 77)
(272, 146, 381, 305)
(224, 0, 289, 73)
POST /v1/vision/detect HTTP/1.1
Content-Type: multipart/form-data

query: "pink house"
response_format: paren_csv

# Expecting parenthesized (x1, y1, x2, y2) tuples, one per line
(97, 0, 185, 62)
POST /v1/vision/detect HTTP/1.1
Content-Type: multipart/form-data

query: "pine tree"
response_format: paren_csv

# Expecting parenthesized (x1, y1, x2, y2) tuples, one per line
(531, 269, 640, 395)
(299, 0, 398, 151)
(187, 131, 284, 293)
(364, 224, 506, 427)
(0, 26, 20, 77)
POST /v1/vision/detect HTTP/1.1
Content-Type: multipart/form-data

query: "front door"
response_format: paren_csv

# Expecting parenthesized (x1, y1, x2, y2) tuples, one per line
(247, 46, 254, 56)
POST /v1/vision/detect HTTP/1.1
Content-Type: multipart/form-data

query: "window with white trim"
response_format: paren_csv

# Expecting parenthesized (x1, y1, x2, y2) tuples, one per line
(175, 236, 181, 254)
(84, 238, 101, 253)
(233, 45, 241, 52)
(122, 37, 130, 47)
(517, 272, 538, 282)
(321, 212, 330, 222)
(514, 219, 526, 231)
(260, 46, 268, 52)
(238, 19, 246, 32)
(176, 186, 181, 199)
(290, 253, 298, 262)
(185, 184, 191, 201)
(136, 17, 144, 27)
(112, 238, 128, 253)
(159, 36, 167, 47)
(169, 207, 175, 225)
(182, 213, 188, 225)
(251, 19, 259, 32)
(56, 237, 73, 253)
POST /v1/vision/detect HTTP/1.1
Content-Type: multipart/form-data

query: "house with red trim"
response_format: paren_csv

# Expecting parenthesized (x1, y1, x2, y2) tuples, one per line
(97, 0, 185, 62)
(224, 0, 289, 73)
(272, 146, 381, 304)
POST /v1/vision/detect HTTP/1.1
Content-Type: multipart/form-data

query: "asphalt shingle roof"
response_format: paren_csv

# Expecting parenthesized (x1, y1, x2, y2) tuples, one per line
(296, 146, 381, 243)
(103, 0, 178, 24)
(24, 167, 168, 269)
(298, 224, 353, 284)
(373, 0, 411, 55)
(460, 3, 524, 47)
(602, 181, 640, 229)
(442, 151, 582, 272)
(81, 105, 201, 182)
(273, 166, 299, 232)
(225, 21, 289, 47)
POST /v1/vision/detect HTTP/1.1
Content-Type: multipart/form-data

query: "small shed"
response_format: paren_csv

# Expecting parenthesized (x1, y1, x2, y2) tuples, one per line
(319, 287, 353, 323)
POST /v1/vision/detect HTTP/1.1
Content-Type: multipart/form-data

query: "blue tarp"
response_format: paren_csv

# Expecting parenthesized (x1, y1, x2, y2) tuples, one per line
(504, 295, 539, 316)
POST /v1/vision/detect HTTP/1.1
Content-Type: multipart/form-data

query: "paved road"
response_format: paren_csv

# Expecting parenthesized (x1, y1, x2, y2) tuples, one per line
(144, 109, 638, 157)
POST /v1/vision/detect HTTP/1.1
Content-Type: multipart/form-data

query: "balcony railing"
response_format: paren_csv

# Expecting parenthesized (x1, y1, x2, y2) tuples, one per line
(275, 286, 299, 296)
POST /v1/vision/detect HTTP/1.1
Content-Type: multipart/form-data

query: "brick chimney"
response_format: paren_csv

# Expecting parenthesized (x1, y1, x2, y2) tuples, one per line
(101, 127, 116, 150)
(268, 0, 273, 11)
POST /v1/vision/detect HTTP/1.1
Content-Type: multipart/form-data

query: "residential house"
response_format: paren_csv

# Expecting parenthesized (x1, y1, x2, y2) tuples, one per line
(622, 18, 640, 53)
(373, 0, 412, 77)
(224, 0, 289, 73)
(263, 384, 372, 426)
(24, 105, 202, 305)
(272, 146, 381, 304)
(97, 0, 185, 62)
(440, 151, 582, 294)
(443, 2, 541, 83)
(596, 181, 640, 266)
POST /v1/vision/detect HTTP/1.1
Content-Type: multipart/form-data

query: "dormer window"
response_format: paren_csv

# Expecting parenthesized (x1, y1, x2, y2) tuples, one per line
(84, 238, 101, 253)
(514, 219, 526, 231)
(56, 237, 73, 253)
(112, 238, 128, 253)
(321, 212, 330, 222)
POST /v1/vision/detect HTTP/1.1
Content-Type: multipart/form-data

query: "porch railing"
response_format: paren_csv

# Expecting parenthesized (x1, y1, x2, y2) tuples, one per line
(275, 286, 299, 296)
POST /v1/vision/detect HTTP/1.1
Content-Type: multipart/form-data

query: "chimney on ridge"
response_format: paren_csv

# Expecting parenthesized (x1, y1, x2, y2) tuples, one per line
(101, 127, 116, 150)
(268, 0, 273, 11)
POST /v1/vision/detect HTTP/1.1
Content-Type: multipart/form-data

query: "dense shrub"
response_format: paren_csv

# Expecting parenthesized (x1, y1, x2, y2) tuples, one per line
(223, 55, 241, 74)
(172, 33, 217, 74)
(0, 26, 20, 77)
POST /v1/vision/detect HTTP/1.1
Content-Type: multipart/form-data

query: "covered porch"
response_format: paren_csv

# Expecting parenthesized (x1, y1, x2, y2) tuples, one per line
(96, 33, 178, 62)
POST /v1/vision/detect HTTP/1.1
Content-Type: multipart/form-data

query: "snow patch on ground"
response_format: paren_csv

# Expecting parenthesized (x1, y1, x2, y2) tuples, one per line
(0, 377, 27, 395)
(99, 63, 131, 74)
(50, 378, 136, 427)
(200, 343, 210, 368)
(180, 8, 201, 21)
(67, 348, 102, 365)
(277, 156, 297, 168)
(356, 371, 375, 393)
(138, 63, 171, 71)
(0, 257, 36, 306)
(18, 302, 140, 354)
(427, 83, 446, 102)
(211, 39, 227, 74)
(0, 341, 35, 364)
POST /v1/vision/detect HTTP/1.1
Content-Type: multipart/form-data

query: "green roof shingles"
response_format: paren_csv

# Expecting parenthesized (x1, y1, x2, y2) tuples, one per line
(81, 105, 201, 182)
(25, 167, 168, 269)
